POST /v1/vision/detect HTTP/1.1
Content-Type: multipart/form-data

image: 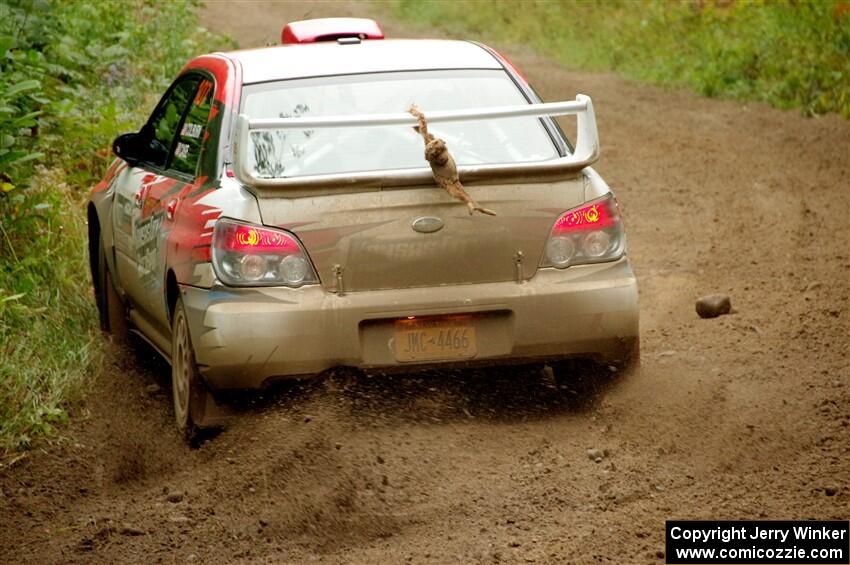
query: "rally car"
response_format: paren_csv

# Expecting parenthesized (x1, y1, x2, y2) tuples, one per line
(88, 18, 639, 440)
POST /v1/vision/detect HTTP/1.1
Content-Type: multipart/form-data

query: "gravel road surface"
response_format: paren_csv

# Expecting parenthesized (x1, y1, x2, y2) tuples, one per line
(1, 3, 847, 563)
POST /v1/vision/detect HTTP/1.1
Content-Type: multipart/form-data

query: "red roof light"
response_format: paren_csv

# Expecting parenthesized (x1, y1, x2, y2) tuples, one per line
(281, 18, 384, 44)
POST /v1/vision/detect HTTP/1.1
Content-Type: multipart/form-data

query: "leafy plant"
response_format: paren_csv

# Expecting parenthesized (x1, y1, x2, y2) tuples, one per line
(0, 0, 233, 455)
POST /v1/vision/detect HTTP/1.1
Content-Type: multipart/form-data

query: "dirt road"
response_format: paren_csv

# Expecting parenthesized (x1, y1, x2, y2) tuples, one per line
(2, 2, 848, 563)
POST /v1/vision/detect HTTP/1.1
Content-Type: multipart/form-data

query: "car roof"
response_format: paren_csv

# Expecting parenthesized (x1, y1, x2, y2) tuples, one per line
(220, 39, 503, 84)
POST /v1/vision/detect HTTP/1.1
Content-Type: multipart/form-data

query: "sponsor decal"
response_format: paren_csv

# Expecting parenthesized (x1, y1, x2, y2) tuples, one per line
(181, 122, 203, 139)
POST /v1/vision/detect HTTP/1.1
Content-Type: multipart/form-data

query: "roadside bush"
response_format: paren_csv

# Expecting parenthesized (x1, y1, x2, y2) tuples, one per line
(390, 0, 850, 118)
(0, 0, 231, 455)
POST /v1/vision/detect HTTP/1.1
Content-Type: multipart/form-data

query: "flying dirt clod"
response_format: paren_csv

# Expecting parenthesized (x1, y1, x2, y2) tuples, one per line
(409, 106, 496, 216)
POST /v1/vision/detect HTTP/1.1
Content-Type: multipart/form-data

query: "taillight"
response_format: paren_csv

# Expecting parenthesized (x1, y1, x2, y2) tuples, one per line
(541, 194, 626, 269)
(211, 219, 318, 287)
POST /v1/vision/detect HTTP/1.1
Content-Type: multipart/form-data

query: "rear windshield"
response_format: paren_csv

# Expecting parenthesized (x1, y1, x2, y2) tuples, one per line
(240, 69, 560, 178)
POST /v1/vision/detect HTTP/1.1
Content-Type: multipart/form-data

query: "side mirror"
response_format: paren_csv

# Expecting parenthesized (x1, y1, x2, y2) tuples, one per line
(112, 132, 143, 167)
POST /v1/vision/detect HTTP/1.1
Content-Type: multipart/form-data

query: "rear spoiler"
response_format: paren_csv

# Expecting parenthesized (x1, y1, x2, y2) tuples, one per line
(232, 94, 599, 193)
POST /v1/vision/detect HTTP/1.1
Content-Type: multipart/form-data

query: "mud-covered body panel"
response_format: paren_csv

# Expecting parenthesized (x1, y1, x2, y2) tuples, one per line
(261, 179, 585, 291)
(181, 258, 638, 388)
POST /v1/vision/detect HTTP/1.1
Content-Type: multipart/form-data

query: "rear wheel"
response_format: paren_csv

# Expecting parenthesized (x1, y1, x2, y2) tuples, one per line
(551, 358, 605, 395)
(551, 339, 640, 396)
(171, 295, 212, 443)
(613, 336, 641, 373)
(97, 240, 129, 344)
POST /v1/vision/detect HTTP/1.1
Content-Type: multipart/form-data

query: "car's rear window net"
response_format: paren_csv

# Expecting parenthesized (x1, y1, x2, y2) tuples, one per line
(239, 70, 560, 178)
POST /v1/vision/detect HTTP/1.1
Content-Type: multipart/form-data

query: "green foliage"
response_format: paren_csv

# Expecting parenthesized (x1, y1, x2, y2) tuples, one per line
(389, 0, 850, 118)
(0, 0, 233, 454)
(0, 168, 94, 451)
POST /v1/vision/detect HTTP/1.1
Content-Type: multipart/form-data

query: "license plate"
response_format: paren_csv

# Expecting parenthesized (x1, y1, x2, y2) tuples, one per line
(393, 319, 477, 362)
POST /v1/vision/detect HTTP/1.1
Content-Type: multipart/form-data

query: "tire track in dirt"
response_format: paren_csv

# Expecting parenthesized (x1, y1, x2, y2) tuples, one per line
(1, 2, 848, 563)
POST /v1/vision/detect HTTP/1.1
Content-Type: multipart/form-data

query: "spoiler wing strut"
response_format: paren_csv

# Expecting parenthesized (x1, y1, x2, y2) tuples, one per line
(232, 94, 599, 192)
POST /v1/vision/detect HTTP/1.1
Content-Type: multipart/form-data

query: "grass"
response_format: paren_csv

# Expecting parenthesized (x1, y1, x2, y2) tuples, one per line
(0, 0, 233, 455)
(387, 0, 850, 118)
(0, 168, 97, 451)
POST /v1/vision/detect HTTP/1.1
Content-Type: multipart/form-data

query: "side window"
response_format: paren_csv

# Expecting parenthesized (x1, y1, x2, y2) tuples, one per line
(170, 78, 214, 176)
(145, 77, 199, 169)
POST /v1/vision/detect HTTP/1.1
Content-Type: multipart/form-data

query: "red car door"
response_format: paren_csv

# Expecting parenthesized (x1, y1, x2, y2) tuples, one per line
(111, 75, 215, 334)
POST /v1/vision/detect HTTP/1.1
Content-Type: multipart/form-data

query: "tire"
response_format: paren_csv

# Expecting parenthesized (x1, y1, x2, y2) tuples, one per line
(614, 336, 641, 373)
(551, 340, 640, 397)
(95, 240, 108, 332)
(551, 358, 604, 395)
(98, 240, 129, 344)
(171, 294, 212, 443)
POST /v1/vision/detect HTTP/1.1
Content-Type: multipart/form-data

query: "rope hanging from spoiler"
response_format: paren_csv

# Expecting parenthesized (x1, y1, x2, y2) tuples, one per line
(408, 106, 496, 216)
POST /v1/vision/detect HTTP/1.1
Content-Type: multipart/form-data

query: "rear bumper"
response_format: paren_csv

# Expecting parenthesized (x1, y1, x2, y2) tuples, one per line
(181, 257, 639, 389)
